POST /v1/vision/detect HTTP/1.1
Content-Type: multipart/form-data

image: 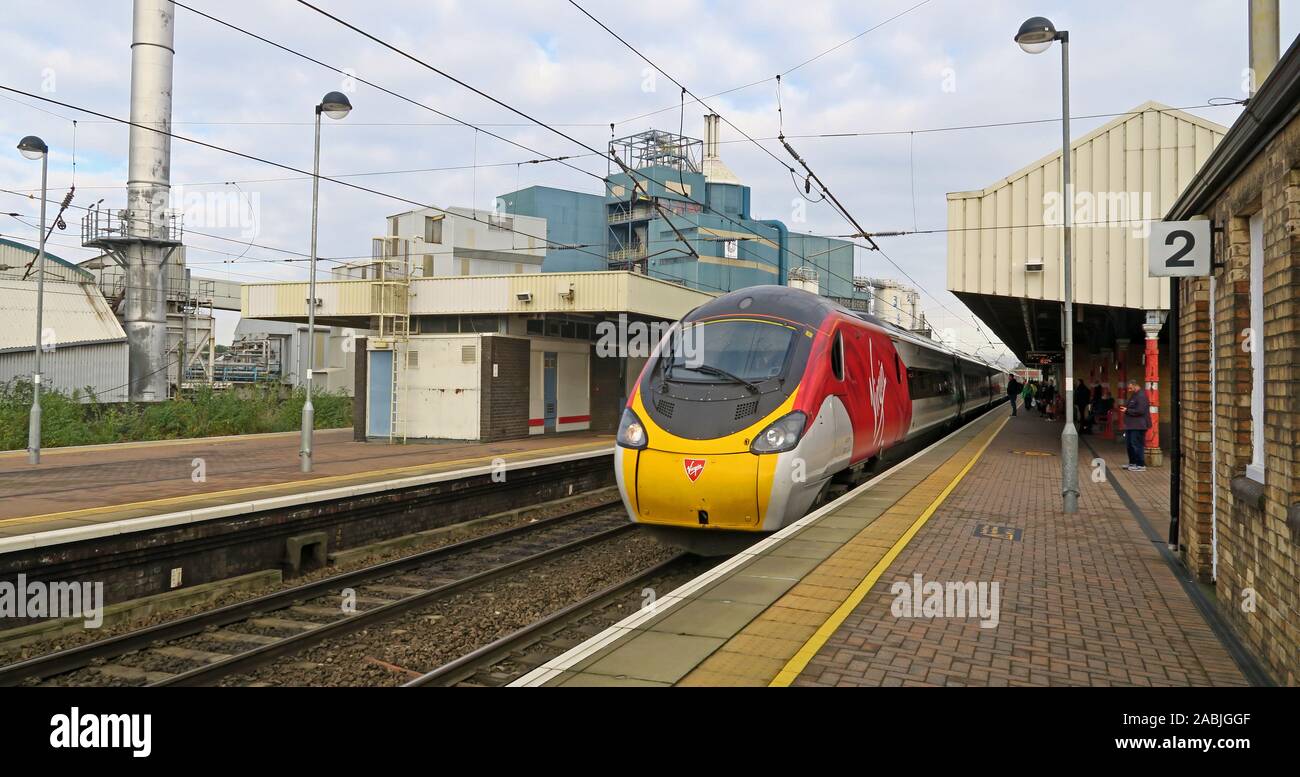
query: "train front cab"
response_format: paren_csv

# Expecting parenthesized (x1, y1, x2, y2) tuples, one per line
(615, 306, 911, 535)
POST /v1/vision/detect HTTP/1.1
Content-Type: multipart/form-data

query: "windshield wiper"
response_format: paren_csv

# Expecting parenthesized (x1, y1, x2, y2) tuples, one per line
(690, 363, 759, 394)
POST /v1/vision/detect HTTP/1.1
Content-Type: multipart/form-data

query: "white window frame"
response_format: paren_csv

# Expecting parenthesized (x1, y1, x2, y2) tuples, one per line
(1247, 211, 1265, 483)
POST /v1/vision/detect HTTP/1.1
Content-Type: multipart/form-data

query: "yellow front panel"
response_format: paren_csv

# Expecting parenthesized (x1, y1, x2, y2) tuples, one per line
(635, 450, 761, 529)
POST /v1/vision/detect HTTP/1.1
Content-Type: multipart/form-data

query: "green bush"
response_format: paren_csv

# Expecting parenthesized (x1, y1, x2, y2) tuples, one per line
(0, 379, 352, 450)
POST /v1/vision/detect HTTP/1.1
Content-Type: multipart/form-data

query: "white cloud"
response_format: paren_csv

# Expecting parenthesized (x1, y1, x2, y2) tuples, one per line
(1, 0, 1296, 353)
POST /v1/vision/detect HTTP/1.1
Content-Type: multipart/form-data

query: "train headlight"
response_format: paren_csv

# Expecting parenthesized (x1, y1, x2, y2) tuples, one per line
(616, 408, 648, 450)
(750, 411, 807, 454)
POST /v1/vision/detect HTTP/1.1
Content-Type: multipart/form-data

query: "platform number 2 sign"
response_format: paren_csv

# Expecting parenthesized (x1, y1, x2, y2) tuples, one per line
(1148, 220, 1211, 277)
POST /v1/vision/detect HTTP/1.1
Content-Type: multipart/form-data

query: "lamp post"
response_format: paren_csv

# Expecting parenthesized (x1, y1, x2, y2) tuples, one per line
(1015, 16, 1078, 513)
(301, 91, 352, 473)
(18, 135, 48, 465)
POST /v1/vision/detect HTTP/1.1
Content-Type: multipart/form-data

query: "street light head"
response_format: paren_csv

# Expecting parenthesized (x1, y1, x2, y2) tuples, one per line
(1014, 16, 1058, 53)
(318, 91, 353, 120)
(17, 135, 48, 160)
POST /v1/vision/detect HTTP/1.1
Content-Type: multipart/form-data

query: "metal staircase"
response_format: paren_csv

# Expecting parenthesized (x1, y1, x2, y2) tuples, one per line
(371, 237, 411, 442)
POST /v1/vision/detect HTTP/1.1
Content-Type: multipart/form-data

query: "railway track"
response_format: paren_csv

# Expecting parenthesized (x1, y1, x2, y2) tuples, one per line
(405, 554, 712, 687)
(0, 504, 636, 687)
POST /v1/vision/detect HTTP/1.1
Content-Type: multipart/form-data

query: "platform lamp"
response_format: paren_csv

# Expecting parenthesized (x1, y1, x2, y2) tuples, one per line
(300, 92, 352, 474)
(1015, 16, 1078, 513)
(18, 135, 49, 465)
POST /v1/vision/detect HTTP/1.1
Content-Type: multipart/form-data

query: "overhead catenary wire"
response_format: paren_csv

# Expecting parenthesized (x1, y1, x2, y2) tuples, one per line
(262, 2, 891, 304)
(567, 0, 1004, 350)
(4, 9, 992, 344)
(0, 87, 615, 269)
(612, 0, 935, 127)
(4, 102, 1237, 198)
(280, 1, 1002, 348)
(168, 0, 606, 190)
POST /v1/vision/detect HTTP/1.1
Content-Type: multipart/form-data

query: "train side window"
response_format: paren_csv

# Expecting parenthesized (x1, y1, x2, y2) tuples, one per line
(893, 353, 900, 383)
(831, 331, 845, 381)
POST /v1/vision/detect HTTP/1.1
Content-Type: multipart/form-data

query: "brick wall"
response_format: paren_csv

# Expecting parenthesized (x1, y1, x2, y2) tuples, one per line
(1177, 115, 1300, 684)
(1178, 280, 1213, 580)
(480, 335, 530, 441)
(353, 337, 368, 441)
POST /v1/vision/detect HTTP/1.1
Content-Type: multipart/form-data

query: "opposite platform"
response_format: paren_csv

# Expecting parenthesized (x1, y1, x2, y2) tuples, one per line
(0, 430, 612, 552)
(515, 407, 1255, 687)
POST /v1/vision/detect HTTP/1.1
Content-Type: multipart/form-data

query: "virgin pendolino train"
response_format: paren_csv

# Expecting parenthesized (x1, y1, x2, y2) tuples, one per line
(614, 285, 1008, 554)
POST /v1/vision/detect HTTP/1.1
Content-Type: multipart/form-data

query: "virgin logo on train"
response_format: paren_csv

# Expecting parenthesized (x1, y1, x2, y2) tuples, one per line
(868, 339, 889, 449)
(683, 459, 706, 482)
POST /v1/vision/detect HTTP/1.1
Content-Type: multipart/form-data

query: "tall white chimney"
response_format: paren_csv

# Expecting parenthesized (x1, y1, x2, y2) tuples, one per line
(123, 0, 177, 401)
(701, 113, 741, 184)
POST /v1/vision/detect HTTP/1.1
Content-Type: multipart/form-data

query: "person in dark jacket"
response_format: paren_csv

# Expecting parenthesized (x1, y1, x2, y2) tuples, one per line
(1038, 381, 1054, 417)
(1007, 376, 1022, 416)
(1074, 379, 1091, 433)
(1120, 379, 1151, 471)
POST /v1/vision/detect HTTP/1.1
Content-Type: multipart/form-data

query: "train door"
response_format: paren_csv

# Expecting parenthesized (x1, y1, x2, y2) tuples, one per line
(543, 352, 558, 432)
(954, 358, 966, 416)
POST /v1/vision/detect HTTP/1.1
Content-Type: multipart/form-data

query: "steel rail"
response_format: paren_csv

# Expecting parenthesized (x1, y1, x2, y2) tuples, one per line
(403, 553, 688, 687)
(153, 522, 637, 686)
(0, 502, 619, 686)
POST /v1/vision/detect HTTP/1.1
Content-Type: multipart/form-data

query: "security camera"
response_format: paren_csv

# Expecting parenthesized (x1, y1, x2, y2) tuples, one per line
(516, 291, 533, 303)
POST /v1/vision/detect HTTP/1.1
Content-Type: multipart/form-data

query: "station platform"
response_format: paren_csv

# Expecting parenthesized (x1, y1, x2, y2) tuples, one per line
(514, 407, 1257, 687)
(0, 430, 612, 553)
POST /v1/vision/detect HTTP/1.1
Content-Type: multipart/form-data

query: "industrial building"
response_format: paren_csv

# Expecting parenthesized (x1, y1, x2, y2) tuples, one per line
(243, 269, 712, 442)
(215, 318, 359, 394)
(369, 206, 550, 279)
(77, 246, 241, 392)
(947, 100, 1228, 463)
(499, 116, 868, 304)
(234, 113, 940, 443)
(0, 239, 130, 402)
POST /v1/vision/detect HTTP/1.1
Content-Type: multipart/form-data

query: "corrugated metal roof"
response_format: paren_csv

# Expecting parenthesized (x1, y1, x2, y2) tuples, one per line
(946, 101, 1227, 312)
(0, 238, 95, 283)
(0, 279, 126, 352)
(242, 270, 716, 322)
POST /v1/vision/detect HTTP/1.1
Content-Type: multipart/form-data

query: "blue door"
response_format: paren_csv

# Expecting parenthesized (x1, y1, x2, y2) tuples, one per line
(543, 352, 558, 432)
(368, 349, 393, 438)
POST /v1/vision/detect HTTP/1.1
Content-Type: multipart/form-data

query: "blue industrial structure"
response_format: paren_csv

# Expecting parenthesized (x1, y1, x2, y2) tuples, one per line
(498, 120, 866, 305)
(495, 186, 607, 274)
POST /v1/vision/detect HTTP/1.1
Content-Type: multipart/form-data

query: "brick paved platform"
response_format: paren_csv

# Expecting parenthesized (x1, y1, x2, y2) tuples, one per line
(515, 408, 1254, 687)
(0, 430, 612, 550)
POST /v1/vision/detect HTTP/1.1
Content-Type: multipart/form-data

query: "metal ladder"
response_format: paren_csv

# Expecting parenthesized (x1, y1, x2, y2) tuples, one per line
(371, 238, 411, 443)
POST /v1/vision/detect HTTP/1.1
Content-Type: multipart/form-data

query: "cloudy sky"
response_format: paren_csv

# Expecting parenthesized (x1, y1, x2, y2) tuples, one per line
(1, 0, 1296, 352)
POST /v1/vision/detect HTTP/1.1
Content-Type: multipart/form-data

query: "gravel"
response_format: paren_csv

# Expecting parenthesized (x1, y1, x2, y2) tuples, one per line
(217, 530, 679, 687)
(1, 489, 620, 670)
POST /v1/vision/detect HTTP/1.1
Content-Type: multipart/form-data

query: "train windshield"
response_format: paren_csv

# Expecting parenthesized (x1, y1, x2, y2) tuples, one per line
(662, 319, 796, 384)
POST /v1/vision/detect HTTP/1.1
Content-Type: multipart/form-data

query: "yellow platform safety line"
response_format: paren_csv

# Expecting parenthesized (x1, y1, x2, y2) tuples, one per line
(0, 439, 613, 529)
(768, 414, 1010, 687)
(0, 429, 317, 460)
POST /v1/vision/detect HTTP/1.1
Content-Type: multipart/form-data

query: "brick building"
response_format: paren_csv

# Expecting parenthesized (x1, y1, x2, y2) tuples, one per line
(1166, 35, 1300, 684)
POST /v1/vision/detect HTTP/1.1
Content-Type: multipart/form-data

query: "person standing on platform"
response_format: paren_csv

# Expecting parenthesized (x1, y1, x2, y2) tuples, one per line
(1007, 375, 1022, 416)
(1022, 380, 1035, 411)
(1120, 379, 1151, 471)
(1074, 379, 1092, 433)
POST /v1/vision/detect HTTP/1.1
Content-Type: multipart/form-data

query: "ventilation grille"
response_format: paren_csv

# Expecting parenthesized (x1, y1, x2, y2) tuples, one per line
(655, 399, 675, 418)
(734, 400, 759, 420)
(461, 345, 477, 363)
(406, 350, 419, 369)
